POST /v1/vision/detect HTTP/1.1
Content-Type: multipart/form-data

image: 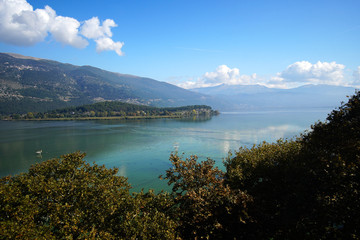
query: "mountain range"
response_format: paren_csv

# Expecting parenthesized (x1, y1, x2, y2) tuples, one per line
(192, 83, 357, 111)
(0, 53, 216, 114)
(0, 52, 357, 114)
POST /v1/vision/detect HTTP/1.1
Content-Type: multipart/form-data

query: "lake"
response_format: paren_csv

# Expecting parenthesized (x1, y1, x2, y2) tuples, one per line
(0, 109, 330, 192)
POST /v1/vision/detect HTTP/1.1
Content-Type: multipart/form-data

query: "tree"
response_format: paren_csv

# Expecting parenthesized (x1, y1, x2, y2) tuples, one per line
(298, 91, 360, 238)
(0, 152, 177, 239)
(224, 91, 360, 239)
(26, 112, 34, 119)
(224, 140, 308, 239)
(12, 114, 20, 120)
(161, 154, 251, 239)
(2, 92, 359, 239)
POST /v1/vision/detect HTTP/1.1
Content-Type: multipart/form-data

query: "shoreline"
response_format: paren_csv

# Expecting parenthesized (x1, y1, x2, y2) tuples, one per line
(1, 114, 213, 121)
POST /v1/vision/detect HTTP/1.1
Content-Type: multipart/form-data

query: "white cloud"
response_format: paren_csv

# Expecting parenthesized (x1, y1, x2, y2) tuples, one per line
(50, 16, 88, 48)
(0, 0, 52, 45)
(81, 17, 116, 39)
(177, 61, 356, 89)
(0, 0, 123, 55)
(95, 37, 124, 56)
(278, 61, 346, 85)
(179, 65, 257, 89)
(353, 66, 360, 84)
(265, 76, 289, 89)
(177, 79, 204, 89)
(81, 17, 124, 56)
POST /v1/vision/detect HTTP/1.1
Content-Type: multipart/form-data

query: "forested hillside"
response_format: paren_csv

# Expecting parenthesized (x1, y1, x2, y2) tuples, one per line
(0, 53, 216, 114)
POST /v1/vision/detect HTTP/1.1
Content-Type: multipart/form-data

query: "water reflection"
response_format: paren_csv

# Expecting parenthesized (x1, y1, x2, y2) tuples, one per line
(0, 110, 329, 191)
(117, 165, 127, 177)
(175, 115, 214, 122)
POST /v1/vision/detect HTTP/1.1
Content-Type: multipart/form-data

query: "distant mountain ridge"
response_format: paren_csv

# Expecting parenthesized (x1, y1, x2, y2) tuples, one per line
(192, 84, 277, 95)
(191, 83, 357, 111)
(0, 52, 216, 114)
(0, 52, 357, 114)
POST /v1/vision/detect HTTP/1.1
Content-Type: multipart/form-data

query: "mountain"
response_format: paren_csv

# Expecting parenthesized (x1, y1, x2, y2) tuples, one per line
(191, 84, 357, 111)
(1, 52, 356, 114)
(192, 84, 276, 95)
(0, 53, 216, 114)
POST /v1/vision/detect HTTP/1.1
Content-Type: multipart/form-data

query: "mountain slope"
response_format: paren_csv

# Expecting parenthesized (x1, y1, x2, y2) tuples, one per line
(0, 53, 215, 114)
(191, 84, 357, 111)
(192, 84, 277, 95)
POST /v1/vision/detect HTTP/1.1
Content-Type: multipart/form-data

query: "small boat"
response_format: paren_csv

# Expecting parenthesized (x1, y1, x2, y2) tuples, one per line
(36, 150, 42, 154)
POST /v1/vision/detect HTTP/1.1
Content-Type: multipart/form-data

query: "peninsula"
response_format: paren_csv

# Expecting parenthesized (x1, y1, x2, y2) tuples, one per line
(3, 101, 219, 120)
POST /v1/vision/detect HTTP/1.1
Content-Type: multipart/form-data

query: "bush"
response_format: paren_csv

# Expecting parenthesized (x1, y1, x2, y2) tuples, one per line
(2, 92, 360, 239)
(0, 152, 177, 239)
(161, 154, 251, 239)
(224, 91, 360, 239)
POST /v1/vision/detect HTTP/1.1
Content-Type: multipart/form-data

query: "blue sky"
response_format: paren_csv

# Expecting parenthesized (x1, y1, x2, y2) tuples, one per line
(0, 0, 359, 88)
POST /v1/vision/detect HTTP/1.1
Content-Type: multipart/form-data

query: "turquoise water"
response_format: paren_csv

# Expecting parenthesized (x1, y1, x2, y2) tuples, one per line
(0, 110, 330, 192)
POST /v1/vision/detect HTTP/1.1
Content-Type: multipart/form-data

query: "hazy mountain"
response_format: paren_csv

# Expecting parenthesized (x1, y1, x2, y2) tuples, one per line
(1, 52, 356, 114)
(0, 53, 216, 114)
(192, 84, 276, 95)
(191, 84, 357, 111)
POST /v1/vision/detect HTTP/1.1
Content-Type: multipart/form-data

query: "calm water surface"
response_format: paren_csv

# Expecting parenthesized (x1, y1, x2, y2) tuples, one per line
(0, 110, 330, 192)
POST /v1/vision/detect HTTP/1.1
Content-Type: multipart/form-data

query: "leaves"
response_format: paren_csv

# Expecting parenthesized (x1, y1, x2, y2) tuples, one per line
(224, 91, 360, 239)
(161, 154, 251, 239)
(2, 91, 360, 239)
(0, 152, 177, 239)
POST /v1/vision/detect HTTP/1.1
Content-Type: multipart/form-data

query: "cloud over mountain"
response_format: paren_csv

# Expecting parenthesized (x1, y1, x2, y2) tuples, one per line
(203, 65, 257, 85)
(277, 61, 346, 85)
(178, 61, 355, 89)
(179, 65, 257, 89)
(0, 0, 123, 55)
(353, 66, 360, 84)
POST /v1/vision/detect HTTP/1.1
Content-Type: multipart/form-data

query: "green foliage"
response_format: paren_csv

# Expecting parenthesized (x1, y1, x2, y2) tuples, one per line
(122, 190, 178, 239)
(26, 112, 34, 119)
(298, 91, 360, 238)
(225, 91, 360, 239)
(161, 154, 251, 239)
(9, 100, 217, 120)
(47, 102, 214, 117)
(0, 152, 177, 239)
(225, 140, 310, 238)
(0, 97, 71, 115)
(2, 89, 360, 239)
(12, 113, 20, 119)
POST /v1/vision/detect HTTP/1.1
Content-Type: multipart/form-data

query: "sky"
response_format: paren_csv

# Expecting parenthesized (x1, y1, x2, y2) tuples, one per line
(0, 0, 359, 89)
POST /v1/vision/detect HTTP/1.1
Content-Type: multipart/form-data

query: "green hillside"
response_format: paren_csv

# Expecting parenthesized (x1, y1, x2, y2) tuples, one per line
(0, 53, 216, 114)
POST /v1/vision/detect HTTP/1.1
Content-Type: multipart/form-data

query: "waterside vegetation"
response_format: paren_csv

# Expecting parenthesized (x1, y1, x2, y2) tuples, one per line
(1, 92, 359, 239)
(1, 101, 219, 120)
